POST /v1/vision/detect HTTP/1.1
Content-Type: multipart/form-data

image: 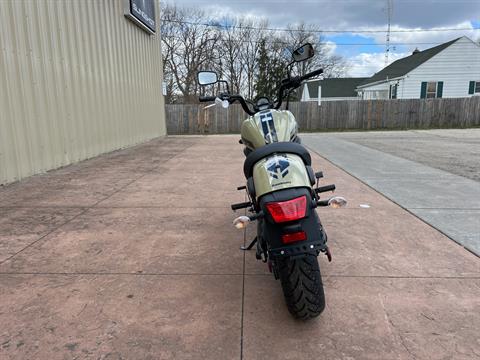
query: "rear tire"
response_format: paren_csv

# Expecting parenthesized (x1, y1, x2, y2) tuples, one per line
(277, 254, 325, 319)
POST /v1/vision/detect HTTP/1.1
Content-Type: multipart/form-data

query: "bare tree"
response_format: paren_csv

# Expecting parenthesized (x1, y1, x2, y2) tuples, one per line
(286, 22, 347, 78)
(238, 19, 269, 99)
(160, 5, 348, 103)
(216, 19, 243, 94)
(161, 4, 220, 103)
(211, 17, 269, 98)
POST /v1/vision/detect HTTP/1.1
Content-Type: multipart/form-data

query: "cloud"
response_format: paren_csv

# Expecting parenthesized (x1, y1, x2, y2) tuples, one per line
(342, 21, 479, 76)
(162, 1, 480, 78)
(351, 21, 479, 53)
(323, 41, 337, 57)
(347, 52, 409, 77)
(166, 0, 480, 31)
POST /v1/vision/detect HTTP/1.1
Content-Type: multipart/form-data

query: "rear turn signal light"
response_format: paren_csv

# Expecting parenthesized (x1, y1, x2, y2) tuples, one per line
(265, 196, 307, 223)
(282, 231, 307, 244)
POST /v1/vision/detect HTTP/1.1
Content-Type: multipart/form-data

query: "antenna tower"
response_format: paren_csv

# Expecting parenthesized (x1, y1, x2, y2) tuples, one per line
(385, 0, 393, 66)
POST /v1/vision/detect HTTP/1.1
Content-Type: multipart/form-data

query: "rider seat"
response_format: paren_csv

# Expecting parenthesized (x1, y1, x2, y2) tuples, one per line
(243, 142, 312, 178)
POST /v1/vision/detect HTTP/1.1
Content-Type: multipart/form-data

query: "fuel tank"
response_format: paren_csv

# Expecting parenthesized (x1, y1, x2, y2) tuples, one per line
(252, 154, 311, 198)
(241, 109, 298, 151)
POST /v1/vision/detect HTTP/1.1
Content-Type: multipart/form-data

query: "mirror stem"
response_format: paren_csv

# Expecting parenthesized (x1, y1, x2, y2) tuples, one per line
(218, 80, 230, 95)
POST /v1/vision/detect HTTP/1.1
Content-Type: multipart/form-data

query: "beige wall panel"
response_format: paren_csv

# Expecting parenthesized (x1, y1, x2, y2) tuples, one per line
(0, 0, 166, 185)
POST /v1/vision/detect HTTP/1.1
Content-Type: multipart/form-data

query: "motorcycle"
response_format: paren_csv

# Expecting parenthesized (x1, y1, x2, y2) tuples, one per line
(197, 43, 346, 319)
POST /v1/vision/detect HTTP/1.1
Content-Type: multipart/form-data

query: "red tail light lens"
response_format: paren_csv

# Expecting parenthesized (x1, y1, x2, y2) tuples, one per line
(282, 231, 307, 244)
(265, 195, 307, 223)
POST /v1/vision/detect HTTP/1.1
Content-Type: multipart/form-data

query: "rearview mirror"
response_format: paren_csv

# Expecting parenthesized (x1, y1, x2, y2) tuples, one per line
(197, 71, 218, 86)
(292, 43, 314, 62)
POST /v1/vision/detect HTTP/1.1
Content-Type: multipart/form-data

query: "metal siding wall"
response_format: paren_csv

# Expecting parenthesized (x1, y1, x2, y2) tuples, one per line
(0, 0, 166, 185)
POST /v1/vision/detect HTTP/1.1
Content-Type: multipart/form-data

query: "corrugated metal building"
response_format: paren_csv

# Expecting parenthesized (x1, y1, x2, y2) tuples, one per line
(0, 0, 166, 185)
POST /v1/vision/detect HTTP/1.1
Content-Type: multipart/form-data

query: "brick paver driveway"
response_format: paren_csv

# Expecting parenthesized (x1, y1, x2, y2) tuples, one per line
(1, 136, 479, 359)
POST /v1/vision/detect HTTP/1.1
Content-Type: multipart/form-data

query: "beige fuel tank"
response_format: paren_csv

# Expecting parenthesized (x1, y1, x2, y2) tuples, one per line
(241, 110, 298, 151)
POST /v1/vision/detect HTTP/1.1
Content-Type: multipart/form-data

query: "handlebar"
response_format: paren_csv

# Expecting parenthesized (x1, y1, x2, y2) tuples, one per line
(275, 68, 323, 109)
(314, 184, 336, 194)
(198, 94, 256, 116)
(229, 95, 256, 116)
(299, 68, 324, 82)
(198, 68, 322, 115)
(199, 96, 216, 102)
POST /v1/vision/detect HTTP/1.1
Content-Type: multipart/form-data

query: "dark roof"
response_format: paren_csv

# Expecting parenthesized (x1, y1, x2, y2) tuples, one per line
(360, 38, 460, 87)
(306, 78, 369, 98)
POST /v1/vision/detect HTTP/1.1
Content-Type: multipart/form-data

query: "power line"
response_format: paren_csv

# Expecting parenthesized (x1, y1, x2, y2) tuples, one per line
(161, 36, 456, 47)
(161, 18, 480, 34)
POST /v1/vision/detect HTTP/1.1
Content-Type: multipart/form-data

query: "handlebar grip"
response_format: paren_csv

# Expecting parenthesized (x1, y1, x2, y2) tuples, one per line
(199, 96, 216, 102)
(300, 68, 323, 81)
(231, 201, 252, 211)
(315, 184, 336, 194)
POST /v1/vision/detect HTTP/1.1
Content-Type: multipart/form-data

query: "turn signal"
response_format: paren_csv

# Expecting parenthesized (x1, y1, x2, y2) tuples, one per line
(265, 196, 307, 223)
(282, 231, 307, 244)
(328, 196, 347, 208)
(233, 216, 250, 229)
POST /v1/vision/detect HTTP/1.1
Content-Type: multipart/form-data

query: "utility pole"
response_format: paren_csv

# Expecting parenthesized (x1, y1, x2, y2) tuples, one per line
(385, 0, 393, 66)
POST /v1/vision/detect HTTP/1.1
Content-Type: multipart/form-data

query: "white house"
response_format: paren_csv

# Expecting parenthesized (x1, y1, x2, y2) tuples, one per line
(300, 78, 368, 103)
(356, 36, 480, 100)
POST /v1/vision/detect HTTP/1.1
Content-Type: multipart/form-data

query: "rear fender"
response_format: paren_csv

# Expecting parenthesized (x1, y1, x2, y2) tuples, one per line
(258, 188, 327, 258)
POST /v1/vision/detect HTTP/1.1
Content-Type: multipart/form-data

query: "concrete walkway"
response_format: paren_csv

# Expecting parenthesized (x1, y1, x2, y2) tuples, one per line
(302, 130, 480, 256)
(0, 135, 479, 359)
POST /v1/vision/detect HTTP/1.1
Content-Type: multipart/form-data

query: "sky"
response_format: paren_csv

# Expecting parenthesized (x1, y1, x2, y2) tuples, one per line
(163, 0, 480, 77)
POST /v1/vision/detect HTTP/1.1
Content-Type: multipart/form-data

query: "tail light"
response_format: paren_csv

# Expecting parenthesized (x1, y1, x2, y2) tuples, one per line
(282, 231, 307, 244)
(265, 195, 307, 223)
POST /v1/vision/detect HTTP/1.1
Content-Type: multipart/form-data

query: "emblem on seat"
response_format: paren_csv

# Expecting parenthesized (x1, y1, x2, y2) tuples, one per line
(266, 156, 289, 179)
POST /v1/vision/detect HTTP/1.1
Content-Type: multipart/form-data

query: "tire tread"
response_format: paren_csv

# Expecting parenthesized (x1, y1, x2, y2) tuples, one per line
(277, 254, 325, 319)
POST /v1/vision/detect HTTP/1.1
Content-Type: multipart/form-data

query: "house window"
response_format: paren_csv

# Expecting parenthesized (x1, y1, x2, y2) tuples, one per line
(468, 81, 480, 95)
(426, 82, 437, 98)
(421, 81, 443, 99)
(389, 84, 398, 99)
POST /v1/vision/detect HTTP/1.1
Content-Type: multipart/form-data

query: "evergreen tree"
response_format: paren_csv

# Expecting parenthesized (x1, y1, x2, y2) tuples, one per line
(254, 39, 269, 98)
(254, 39, 288, 100)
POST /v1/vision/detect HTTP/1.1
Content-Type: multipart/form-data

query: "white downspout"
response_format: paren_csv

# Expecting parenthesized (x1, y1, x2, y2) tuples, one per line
(302, 84, 309, 102)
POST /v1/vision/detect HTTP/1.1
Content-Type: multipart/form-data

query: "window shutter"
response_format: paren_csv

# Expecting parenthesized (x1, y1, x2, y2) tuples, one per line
(420, 82, 427, 98)
(436, 81, 443, 98)
(469, 81, 475, 95)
